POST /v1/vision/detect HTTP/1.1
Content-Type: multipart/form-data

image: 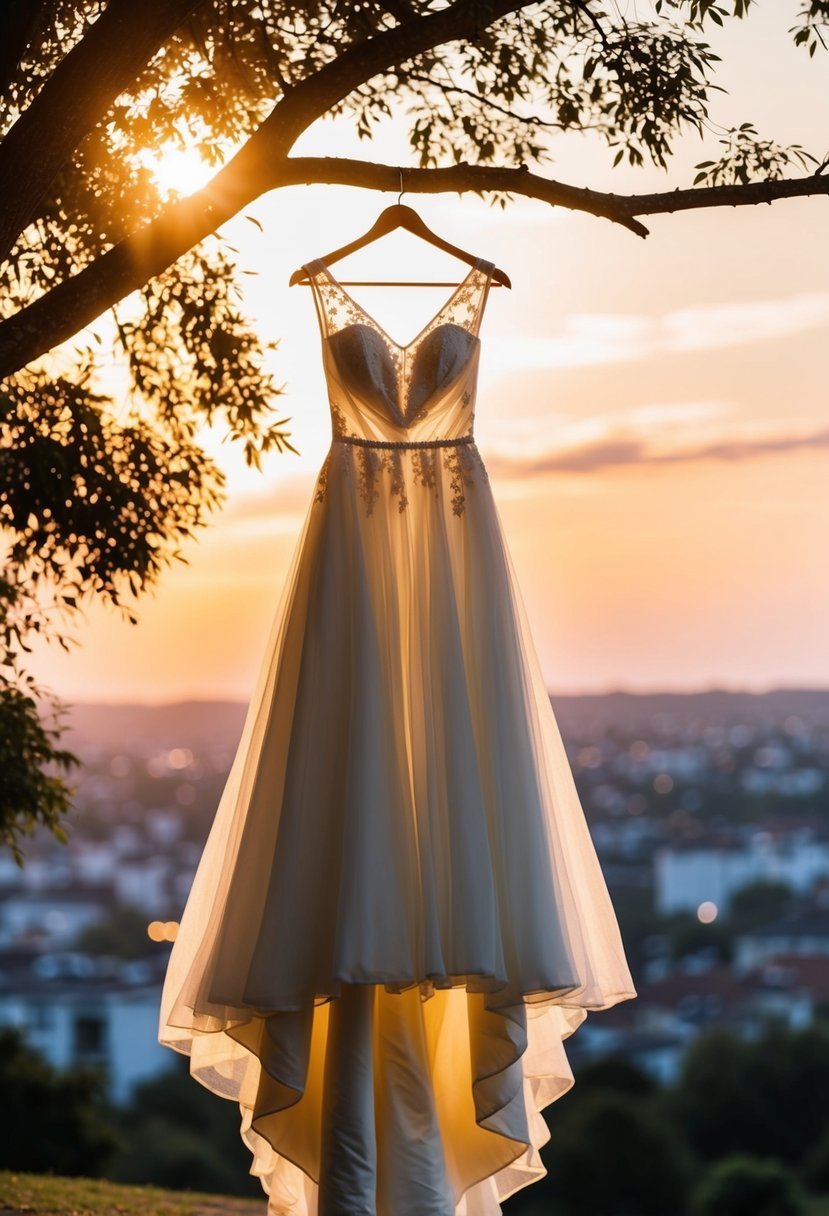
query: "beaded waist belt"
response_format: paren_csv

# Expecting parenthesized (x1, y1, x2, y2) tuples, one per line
(333, 434, 474, 451)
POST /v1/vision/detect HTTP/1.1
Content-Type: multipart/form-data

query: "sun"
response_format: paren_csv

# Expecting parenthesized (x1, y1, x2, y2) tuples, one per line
(138, 144, 216, 197)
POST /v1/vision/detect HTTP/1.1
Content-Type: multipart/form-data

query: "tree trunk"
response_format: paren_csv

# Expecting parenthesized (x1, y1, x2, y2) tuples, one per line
(0, 0, 206, 265)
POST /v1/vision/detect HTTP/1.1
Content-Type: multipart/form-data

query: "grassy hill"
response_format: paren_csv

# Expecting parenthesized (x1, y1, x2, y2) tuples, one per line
(0, 1172, 263, 1216)
(4, 1171, 829, 1216)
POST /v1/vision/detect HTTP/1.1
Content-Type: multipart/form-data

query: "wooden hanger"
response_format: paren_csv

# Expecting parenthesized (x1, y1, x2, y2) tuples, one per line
(289, 186, 511, 289)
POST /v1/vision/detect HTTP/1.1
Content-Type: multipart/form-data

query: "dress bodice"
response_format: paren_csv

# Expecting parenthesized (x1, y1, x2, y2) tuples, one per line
(304, 258, 495, 445)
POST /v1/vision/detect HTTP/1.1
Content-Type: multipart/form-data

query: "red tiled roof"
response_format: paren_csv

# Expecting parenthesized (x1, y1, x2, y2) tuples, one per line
(638, 966, 745, 1008)
(743, 953, 829, 999)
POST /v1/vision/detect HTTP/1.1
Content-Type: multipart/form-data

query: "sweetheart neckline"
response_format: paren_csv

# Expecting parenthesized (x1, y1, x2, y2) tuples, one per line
(313, 258, 482, 353)
(325, 320, 480, 348)
(325, 320, 479, 429)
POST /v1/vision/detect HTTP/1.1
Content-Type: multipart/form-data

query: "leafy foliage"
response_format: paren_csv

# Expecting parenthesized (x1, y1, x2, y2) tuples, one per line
(0, 676, 77, 865)
(727, 879, 795, 930)
(693, 1155, 808, 1216)
(539, 1089, 694, 1215)
(404, 5, 726, 172)
(663, 908, 733, 964)
(111, 246, 294, 470)
(0, 1027, 118, 1176)
(76, 905, 158, 960)
(789, 1, 829, 57)
(0, 361, 241, 860)
(667, 1023, 829, 1167)
(107, 1057, 262, 1197)
(803, 1125, 829, 1192)
(0, 376, 226, 615)
(693, 124, 817, 186)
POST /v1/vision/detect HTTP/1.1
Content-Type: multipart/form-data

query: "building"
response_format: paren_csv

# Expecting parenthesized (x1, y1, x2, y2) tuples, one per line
(734, 905, 829, 972)
(0, 947, 173, 1105)
(654, 830, 829, 916)
(567, 957, 819, 1086)
(0, 886, 115, 950)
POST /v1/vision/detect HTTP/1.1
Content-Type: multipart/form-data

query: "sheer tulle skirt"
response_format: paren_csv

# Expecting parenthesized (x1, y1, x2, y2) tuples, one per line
(158, 444, 636, 1215)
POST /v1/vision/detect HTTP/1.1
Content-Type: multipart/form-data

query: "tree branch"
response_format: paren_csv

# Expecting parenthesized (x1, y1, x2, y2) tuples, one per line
(2, 1, 828, 382)
(623, 172, 829, 216)
(406, 71, 564, 130)
(0, 0, 51, 96)
(0, 0, 537, 380)
(0, 0, 207, 266)
(4, 151, 829, 383)
(569, 0, 610, 49)
(272, 156, 829, 231)
(275, 157, 652, 235)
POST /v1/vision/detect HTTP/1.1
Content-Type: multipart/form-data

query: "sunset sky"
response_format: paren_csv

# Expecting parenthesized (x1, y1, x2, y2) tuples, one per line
(26, 5, 829, 705)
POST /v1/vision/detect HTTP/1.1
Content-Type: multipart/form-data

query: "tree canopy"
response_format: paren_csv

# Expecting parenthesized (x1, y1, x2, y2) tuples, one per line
(1, 0, 828, 857)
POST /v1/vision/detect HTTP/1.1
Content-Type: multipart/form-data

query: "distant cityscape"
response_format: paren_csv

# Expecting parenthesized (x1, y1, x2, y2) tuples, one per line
(1, 688, 827, 1105)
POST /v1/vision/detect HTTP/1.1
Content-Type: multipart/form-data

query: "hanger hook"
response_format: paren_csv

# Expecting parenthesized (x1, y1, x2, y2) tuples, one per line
(397, 167, 404, 206)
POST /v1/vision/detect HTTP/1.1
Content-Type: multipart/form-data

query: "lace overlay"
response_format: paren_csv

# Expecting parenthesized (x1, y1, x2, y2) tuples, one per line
(306, 257, 493, 515)
(444, 441, 488, 516)
(314, 437, 487, 516)
(309, 262, 490, 353)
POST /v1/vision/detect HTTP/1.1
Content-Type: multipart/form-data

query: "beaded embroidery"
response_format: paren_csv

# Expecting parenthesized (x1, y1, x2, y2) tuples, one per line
(336, 434, 475, 451)
(313, 439, 488, 517)
(443, 441, 488, 516)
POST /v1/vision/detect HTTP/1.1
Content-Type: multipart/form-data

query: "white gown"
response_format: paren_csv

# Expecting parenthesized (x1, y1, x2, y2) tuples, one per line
(158, 256, 637, 1216)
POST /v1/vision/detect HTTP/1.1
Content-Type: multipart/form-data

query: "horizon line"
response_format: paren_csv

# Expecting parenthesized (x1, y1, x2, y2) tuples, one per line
(44, 683, 829, 710)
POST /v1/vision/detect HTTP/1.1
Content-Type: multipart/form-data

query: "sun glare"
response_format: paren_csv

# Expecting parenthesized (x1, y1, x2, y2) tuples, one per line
(139, 145, 215, 197)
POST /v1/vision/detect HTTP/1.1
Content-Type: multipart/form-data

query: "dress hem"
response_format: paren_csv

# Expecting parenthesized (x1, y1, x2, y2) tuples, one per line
(159, 981, 638, 1215)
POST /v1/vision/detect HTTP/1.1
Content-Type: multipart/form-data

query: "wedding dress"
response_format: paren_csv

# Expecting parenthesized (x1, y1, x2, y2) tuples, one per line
(158, 255, 637, 1216)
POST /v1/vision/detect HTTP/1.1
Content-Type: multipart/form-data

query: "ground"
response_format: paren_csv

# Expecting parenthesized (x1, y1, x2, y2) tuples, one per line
(0, 1173, 264, 1216)
(3, 1171, 829, 1216)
